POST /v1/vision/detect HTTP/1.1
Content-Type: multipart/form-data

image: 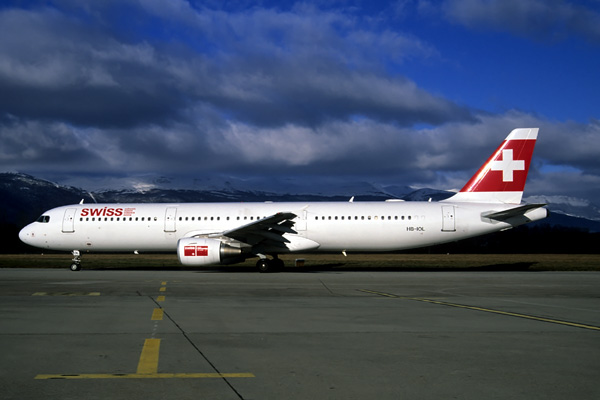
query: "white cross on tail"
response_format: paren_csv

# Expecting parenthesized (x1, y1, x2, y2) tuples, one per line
(490, 149, 525, 182)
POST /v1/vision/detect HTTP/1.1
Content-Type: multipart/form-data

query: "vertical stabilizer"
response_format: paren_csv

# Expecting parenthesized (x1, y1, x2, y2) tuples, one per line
(443, 128, 538, 204)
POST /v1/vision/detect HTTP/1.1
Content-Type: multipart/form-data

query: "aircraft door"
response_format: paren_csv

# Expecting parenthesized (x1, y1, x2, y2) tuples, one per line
(62, 208, 77, 233)
(164, 207, 177, 232)
(441, 206, 456, 232)
(295, 210, 307, 232)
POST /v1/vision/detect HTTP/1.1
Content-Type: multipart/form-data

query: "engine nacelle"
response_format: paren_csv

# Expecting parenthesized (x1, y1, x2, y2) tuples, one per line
(177, 237, 244, 266)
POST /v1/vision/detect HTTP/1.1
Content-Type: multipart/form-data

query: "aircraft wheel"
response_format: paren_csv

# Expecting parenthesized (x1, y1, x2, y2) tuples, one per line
(70, 263, 81, 272)
(256, 259, 271, 273)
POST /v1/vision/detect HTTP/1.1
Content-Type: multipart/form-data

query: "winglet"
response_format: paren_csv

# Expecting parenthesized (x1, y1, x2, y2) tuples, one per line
(443, 128, 539, 204)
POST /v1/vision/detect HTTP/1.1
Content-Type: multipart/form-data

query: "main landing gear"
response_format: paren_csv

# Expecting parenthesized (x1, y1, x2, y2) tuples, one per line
(255, 255, 284, 273)
(70, 250, 82, 271)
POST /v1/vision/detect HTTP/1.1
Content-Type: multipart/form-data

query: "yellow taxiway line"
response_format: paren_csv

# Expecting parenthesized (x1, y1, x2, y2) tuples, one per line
(359, 289, 600, 332)
(35, 372, 255, 379)
(136, 338, 160, 374)
(35, 338, 255, 380)
(35, 281, 254, 380)
(151, 308, 164, 321)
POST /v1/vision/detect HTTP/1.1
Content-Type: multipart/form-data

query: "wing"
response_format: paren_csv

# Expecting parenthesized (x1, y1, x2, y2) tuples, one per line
(222, 212, 297, 247)
(196, 211, 320, 253)
(197, 212, 297, 251)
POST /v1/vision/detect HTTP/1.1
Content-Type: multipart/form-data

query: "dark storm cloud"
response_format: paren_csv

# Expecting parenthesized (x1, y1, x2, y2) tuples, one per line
(0, 115, 106, 171)
(440, 0, 600, 43)
(0, 7, 190, 127)
(1, 3, 472, 128)
(0, 2, 476, 176)
(204, 69, 473, 127)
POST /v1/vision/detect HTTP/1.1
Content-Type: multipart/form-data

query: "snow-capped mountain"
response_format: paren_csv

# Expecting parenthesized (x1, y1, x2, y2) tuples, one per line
(524, 195, 600, 222)
(57, 173, 413, 199)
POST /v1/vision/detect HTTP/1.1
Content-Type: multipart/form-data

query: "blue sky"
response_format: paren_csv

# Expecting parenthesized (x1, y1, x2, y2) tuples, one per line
(1, 0, 599, 214)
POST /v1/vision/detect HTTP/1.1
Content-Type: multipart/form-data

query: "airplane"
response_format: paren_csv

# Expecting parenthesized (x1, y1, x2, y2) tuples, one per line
(19, 128, 547, 272)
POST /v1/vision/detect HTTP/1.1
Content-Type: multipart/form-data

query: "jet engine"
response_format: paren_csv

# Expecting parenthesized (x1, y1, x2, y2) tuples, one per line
(177, 237, 244, 266)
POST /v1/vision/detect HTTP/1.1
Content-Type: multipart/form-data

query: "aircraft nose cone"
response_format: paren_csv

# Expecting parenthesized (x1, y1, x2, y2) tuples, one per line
(19, 225, 32, 244)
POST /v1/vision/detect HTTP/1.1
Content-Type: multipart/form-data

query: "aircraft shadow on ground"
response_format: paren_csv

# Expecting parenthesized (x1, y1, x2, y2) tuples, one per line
(284, 261, 538, 273)
(100, 261, 537, 273)
(86, 260, 539, 273)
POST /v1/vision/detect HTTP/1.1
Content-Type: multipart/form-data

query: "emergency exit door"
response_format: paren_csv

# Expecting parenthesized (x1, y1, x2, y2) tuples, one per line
(164, 207, 177, 232)
(441, 206, 456, 232)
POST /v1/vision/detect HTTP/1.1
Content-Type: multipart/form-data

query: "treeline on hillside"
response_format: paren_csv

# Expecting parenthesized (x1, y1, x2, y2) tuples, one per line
(415, 224, 599, 254)
(3, 222, 598, 255)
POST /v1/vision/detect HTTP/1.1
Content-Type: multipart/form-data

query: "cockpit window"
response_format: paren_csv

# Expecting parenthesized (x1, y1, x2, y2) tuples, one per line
(36, 215, 50, 223)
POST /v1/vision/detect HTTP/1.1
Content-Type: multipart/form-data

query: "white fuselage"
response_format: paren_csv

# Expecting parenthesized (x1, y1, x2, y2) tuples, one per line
(18, 200, 547, 254)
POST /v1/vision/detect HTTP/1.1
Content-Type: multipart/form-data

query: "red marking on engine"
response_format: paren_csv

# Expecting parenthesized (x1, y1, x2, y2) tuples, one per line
(184, 245, 208, 257)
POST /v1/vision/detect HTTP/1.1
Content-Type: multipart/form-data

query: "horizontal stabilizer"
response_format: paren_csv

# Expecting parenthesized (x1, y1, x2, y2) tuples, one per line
(482, 204, 546, 221)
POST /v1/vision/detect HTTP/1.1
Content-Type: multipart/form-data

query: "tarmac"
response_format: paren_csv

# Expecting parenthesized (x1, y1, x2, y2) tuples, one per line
(1, 267, 599, 399)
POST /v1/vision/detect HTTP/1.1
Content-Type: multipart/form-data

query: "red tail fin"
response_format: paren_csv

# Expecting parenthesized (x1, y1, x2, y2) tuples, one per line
(444, 128, 538, 204)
